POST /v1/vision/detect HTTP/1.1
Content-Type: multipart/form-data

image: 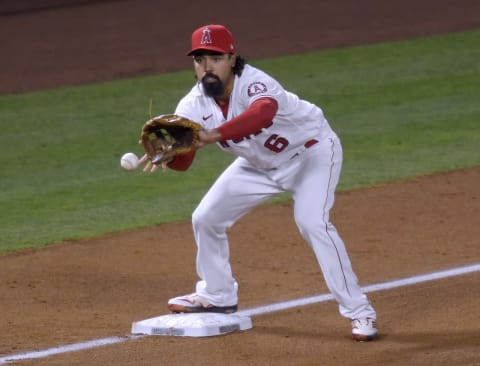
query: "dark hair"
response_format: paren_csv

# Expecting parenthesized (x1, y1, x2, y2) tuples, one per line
(233, 55, 246, 76)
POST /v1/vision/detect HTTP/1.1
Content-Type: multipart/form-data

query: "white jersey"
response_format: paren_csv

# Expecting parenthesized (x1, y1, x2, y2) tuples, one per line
(175, 64, 334, 169)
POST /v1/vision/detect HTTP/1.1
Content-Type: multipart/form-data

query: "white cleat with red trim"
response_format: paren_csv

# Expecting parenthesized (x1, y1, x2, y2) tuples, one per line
(168, 293, 238, 314)
(351, 318, 378, 341)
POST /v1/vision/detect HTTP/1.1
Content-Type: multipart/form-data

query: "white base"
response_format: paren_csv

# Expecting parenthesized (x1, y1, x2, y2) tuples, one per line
(131, 313, 252, 337)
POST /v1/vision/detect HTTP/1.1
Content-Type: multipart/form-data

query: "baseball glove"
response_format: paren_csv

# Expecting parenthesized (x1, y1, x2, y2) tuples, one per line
(140, 114, 202, 165)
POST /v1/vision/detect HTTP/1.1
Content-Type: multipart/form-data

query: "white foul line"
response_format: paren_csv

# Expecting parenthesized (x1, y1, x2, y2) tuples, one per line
(0, 336, 141, 365)
(1, 263, 479, 364)
(236, 263, 480, 317)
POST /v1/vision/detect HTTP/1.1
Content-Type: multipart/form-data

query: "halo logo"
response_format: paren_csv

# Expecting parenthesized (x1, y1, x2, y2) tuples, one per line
(201, 28, 212, 45)
(247, 82, 267, 97)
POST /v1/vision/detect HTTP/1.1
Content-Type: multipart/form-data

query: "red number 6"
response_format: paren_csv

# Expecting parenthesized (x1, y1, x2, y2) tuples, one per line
(264, 134, 289, 153)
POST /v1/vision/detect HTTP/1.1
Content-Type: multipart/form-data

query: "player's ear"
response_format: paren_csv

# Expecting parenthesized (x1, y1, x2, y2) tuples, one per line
(229, 53, 237, 68)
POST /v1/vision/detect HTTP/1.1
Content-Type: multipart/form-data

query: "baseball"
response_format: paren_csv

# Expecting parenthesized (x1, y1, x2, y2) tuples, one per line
(120, 152, 139, 171)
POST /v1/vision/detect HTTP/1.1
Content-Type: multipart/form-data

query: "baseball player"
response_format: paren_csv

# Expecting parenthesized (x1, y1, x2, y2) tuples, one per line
(142, 24, 378, 341)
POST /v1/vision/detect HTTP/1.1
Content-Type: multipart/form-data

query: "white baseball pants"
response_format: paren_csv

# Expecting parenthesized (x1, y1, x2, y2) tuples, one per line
(191, 133, 376, 320)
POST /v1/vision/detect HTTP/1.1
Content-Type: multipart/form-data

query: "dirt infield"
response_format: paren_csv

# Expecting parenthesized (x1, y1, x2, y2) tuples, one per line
(1, 1, 479, 365)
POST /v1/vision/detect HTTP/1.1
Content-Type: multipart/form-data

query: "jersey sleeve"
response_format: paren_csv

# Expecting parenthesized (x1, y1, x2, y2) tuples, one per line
(241, 68, 289, 110)
(217, 97, 277, 141)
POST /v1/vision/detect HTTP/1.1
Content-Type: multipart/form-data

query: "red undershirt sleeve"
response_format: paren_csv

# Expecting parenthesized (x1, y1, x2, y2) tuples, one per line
(167, 150, 196, 171)
(216, 97, 278, 141)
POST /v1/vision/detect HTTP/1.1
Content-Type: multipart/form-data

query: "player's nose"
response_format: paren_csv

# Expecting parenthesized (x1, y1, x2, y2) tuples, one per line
(204, 64, 212, 74)
(204, 57, 216, 72)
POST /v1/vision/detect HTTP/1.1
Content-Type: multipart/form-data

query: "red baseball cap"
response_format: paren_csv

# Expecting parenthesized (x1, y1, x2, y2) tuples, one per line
(187, 24, 236, 56)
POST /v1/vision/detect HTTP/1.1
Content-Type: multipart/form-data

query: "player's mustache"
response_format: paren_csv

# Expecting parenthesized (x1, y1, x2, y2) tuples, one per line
(201, 72, 224, 97)
(201, 72, 221, 83)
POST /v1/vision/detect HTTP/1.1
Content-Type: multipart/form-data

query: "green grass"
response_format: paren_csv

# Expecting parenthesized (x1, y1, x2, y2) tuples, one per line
(1, 30, 479, 252)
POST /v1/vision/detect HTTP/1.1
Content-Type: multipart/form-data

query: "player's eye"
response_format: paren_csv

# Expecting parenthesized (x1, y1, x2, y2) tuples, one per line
(193, 55, 204, 63)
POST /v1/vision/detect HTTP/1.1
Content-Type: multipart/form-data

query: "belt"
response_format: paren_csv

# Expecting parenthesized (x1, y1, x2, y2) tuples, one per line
(304, 139, 318, 148)
(289, 139, 319, 160)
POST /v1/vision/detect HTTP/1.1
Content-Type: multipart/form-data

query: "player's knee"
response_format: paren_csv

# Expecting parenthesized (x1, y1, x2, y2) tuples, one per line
(192, 206, 208, 226)
(192, 204, 219, 227)
(295, 216, 326, 237)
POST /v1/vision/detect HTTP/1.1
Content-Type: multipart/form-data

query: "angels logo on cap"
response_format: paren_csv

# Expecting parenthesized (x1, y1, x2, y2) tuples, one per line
(201, 28, 213, 45)
(187, 24, 236, 56)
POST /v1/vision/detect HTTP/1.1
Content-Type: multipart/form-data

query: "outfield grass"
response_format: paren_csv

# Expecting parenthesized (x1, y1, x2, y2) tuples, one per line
(0, 30, 479, 252)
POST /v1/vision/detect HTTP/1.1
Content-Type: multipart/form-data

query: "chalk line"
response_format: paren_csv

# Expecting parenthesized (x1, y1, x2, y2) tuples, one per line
(1, 263, 479, 364)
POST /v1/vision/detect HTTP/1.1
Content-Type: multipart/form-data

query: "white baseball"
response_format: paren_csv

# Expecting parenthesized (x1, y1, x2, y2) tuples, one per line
(120, 152, 139, 171)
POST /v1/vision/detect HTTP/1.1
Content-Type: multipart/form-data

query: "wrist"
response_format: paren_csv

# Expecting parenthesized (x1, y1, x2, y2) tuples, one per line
(200, 129, 222, 144)
(209, 129, 222, 142)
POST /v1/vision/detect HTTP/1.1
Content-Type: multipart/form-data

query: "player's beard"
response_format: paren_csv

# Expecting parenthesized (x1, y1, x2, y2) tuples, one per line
(201, 73, 225, 98)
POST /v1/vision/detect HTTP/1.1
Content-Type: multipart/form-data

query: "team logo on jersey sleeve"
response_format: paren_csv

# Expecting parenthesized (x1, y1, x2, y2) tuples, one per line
(247, 82, 268, 97)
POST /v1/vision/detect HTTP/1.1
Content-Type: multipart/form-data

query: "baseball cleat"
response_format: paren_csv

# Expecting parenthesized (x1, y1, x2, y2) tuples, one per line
(167, 293, 238, 314)
(351, 318, 378, 341)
